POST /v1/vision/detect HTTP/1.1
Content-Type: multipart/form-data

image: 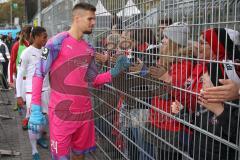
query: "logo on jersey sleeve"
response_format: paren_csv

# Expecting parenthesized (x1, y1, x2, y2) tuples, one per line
(41, 47, 49, 60)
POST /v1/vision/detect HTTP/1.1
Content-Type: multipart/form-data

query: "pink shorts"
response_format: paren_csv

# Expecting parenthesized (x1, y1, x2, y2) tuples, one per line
(49, 108, 96, 157)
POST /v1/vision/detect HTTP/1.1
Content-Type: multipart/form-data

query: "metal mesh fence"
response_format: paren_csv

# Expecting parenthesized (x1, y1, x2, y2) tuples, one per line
(41, 0, 240, 160)
(42, 0, 73, 37)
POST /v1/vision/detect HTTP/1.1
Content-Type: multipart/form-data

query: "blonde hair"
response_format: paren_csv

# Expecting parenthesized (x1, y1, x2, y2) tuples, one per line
(161, 38, 184, 69)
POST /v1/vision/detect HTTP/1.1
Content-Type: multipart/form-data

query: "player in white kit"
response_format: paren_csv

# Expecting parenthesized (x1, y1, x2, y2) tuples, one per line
(16, 27, 49, 160)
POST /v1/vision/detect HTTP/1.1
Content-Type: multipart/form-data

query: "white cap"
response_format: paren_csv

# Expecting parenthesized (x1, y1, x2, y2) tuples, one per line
(163, 22, 189, 47)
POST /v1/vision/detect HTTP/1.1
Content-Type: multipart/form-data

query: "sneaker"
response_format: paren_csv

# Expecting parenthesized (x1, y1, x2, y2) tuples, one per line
(32, 153, 40, 160)
(37, 137, 48, 149)
(22, 118, 29, 130)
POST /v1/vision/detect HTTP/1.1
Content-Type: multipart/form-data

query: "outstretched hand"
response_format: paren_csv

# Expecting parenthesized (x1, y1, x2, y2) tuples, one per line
(200, 79, 240, 103)
(149, 66, 167, 80)
(110, 55, 130, 77)
(95, 52, 109, 64)
(198, 74, 225, 116)
(171, 100, 184, 114)
(129, 58, 144, 73)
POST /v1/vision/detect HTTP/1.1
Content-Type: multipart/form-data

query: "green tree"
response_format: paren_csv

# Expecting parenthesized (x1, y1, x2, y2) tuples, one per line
(0, 0, 25, 26)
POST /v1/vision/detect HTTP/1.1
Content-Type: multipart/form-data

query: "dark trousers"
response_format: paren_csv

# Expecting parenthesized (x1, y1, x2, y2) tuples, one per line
(1, 62, 9, 89)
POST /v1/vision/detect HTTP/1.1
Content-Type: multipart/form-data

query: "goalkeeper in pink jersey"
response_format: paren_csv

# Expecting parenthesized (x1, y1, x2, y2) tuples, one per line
(29, 2, 130, 160)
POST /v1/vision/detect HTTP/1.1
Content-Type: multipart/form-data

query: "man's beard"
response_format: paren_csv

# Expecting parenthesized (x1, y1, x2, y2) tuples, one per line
(83, 30, 92, 34)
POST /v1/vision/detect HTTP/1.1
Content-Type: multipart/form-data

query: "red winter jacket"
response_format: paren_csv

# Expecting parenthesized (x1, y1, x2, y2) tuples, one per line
(149, 60, 207, 132)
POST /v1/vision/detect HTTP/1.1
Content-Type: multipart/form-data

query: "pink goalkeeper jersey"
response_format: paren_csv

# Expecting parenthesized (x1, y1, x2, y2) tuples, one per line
(31, 32, 112, 118)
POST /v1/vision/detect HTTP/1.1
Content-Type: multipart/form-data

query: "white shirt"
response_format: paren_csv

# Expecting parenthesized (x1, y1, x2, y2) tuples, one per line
(0, 40, 10, 62)
(16, 45, 50, 97)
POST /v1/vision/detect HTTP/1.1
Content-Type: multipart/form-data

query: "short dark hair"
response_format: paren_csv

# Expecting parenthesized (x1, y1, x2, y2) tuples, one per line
(31, 26, 46, 38)
(21, 25, 32, 41)
(72, 2, 96, 13)
(22, 25, 32, 35)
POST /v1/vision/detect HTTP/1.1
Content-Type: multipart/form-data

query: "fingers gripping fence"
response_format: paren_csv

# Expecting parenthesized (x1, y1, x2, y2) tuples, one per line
(41, 0, 240, 159)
